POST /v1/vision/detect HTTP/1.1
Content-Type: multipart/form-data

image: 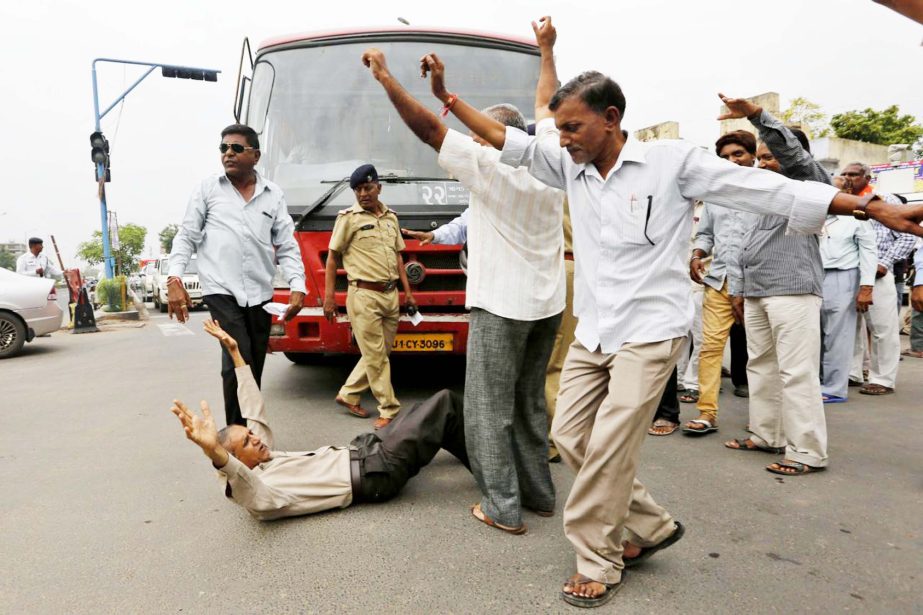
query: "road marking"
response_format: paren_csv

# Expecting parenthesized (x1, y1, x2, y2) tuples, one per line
(158, 324, 194, 336)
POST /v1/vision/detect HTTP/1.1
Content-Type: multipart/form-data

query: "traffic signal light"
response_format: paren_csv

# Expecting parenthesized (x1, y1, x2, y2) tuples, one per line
(161, 65, 218, 82)
(90, 131, 111, 182)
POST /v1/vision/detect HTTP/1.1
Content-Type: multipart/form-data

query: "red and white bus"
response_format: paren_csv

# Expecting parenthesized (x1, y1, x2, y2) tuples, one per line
(233, 27, 540, 363)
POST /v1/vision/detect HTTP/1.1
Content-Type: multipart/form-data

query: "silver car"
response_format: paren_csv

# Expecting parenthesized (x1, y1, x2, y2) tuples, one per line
(0, 268, 64, 358)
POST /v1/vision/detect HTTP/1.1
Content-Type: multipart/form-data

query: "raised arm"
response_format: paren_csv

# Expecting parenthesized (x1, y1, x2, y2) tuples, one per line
(717, 93, 828, 183)
(170, 399, 229, 468)
(420, 52, 507, 150)
(677, 144, 923, 238)
(532, 16, 558, 122)
(362, 48, 447, 151)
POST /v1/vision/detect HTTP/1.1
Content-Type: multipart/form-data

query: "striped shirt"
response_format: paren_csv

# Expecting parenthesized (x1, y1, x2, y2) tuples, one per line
(437, 129, 565, 321)
(737, 110, 830, 298)
(501, 118, 838, 353)
(693, 204, 756, 294)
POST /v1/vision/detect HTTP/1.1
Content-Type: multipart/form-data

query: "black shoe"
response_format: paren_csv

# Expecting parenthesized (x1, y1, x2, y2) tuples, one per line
(848, 379, 863, 387)
(733, 385, 749, 398)
(548, 454, 562, 464)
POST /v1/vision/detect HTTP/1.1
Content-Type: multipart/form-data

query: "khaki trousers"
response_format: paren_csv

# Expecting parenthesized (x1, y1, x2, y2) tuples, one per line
(745, 295, 827, 467)
(545, 259, 577, 458)
(339, 286, 400, 418)
(552, 337, 683, 585)
(697, 282, 735, 420)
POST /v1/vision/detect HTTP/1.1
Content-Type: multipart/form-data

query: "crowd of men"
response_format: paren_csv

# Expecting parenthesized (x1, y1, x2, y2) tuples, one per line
(166, 15, 923, 610)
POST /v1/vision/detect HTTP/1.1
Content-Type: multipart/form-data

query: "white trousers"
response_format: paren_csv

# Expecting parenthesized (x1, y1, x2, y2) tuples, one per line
(851, 272, 900, 389)
(677, 284, 704, 390)
(745, 294, 828, 467)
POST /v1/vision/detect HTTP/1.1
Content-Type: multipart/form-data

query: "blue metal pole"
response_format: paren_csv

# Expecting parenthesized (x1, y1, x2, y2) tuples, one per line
(91, 64, 114, 279)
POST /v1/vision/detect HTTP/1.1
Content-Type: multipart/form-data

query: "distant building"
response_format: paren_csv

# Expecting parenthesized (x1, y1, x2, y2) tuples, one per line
(0, 241, 27, 258)
(634, 121, 680, 142)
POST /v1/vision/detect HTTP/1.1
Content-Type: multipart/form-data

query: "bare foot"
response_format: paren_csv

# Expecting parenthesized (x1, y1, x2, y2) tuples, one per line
(563, 573, 609, 599)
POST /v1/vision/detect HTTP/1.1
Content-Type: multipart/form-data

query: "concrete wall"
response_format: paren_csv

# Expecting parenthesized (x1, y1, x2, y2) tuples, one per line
(719, 92, 779, 137)
(634, 121, 680, 142)
(811, 137, 891, 174)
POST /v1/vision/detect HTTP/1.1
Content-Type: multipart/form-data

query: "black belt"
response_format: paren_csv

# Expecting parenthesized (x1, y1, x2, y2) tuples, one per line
(349, 448, 363, 504)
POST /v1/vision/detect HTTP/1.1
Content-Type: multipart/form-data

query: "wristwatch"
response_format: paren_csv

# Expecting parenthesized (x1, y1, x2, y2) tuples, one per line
(852, 193, 881, 221)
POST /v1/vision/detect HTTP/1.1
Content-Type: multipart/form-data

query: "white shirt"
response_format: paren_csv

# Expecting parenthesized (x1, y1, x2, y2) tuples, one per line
(819, 215, 878, 286)
(437, 129, 565, 321)
(914, 238, 923, 288)
(501, 118, 838, 353)
(432, 208, 469, 245)
(169, 172, 306, 308)
(16, 251, 61, 278)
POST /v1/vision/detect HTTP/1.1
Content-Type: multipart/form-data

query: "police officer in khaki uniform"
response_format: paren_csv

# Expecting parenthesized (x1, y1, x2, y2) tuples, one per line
(324, 164, 416, 429)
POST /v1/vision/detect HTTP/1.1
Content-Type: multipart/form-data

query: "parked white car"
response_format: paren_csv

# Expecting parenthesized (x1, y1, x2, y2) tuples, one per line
(0, 268, 64, 358)
(139, 261, 157, 301)
(152, 256, 203, 313)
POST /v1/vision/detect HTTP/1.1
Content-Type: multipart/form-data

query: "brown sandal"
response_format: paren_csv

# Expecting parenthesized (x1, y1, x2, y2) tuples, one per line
(470, 503, 526, 535)
(858, 383, 894, 395)
(648, 419, 679, 436)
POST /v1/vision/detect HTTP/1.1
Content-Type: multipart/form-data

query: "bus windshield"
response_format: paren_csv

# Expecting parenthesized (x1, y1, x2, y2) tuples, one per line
(248, 37, 539, 214)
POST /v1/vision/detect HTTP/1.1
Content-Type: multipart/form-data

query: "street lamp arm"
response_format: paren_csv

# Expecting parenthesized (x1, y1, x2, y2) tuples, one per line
(97, 65, 157, 122)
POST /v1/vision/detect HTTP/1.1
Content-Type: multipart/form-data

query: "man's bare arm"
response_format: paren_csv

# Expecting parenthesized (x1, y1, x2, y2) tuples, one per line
(830, 195, 923, 237)
(873, 0, 923, 24)
(323, 251, 339, 322)
(362, 48, 447, 151)
(532, 16, 558, 121)
(203, 319, 245, 367)
(420, 52, 507, 149)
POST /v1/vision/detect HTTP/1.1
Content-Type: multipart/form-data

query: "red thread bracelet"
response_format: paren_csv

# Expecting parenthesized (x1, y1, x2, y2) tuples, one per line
(440, 94, 458, 117)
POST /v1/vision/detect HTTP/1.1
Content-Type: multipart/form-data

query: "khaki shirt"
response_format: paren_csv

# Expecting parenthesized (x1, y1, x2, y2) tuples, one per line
(216, 366, 352, 520)
(328, 202, 405, 283)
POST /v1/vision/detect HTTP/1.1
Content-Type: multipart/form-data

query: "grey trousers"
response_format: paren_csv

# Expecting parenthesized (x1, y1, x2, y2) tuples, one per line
(464, 307, 562, 527)
(821, 268, 860, 399)
(911, 308, 923, 352)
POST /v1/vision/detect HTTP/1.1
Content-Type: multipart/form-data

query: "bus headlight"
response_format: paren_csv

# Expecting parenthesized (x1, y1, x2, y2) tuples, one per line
(270, 323, 286, 336)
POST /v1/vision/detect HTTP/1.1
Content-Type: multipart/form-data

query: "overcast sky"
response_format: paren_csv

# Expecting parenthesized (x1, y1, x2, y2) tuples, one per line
(1, 0, 920, 269)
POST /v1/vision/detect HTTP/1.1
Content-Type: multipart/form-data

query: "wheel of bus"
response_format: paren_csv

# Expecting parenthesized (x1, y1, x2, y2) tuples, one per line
(0, 312, 27, 359)
(284, 352, 324, 366)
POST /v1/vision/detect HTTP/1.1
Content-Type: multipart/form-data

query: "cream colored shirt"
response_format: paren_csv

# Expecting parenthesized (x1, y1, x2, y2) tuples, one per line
(216, 366, 352, 520)
(328, 202, 404, 283)
(438, 129, 565, 321)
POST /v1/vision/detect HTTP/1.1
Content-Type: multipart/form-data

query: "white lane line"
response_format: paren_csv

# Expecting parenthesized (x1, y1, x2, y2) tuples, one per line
(157, 324, 195, 336)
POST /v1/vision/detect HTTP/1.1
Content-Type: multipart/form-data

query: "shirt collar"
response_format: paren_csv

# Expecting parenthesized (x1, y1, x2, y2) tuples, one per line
(219, 169, 271, 195)
(348, 201, 391, 216)
(570, 132, 648, 181)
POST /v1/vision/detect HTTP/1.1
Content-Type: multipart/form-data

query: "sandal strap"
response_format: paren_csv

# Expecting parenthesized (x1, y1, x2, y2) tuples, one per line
(687, 419, 714, 428)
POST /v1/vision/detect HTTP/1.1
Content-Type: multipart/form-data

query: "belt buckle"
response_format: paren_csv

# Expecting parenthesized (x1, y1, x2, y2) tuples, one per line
(383, 280, 396, 291)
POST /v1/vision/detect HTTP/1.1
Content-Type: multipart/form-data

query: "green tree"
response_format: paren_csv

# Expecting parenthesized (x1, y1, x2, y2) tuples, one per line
(0, 249, 15, 271)
(780, 97, 830, 139)
(830, 105, 923, 146)
(159, 223, 180, 253)
(77, 223, 147, 274)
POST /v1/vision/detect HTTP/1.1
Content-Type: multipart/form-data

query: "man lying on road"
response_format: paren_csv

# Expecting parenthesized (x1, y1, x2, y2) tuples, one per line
(170, 319, 469, 520)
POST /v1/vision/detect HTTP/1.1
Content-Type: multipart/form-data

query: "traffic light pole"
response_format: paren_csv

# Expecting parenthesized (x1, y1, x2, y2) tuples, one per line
(90, 58, 219, 279)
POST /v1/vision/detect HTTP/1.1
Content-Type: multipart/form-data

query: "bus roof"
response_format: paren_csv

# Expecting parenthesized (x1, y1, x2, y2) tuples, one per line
(257, 27, 538, 54)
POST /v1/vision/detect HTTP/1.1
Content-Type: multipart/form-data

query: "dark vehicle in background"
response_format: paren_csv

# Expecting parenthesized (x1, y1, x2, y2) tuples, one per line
(233, 27, 540, 363)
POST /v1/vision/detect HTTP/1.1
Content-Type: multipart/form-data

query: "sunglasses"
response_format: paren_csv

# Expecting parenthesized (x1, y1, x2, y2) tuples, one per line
(219, 143, 258, 154)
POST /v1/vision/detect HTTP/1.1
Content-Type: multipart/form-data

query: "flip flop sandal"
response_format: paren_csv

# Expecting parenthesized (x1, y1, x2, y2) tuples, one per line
(470, 503, 526, 535)
(648, 419, 679, 436)
(901, 350, 923, 358)
(724, 438, 785, 454)
(766, 461, 826, 476)
(679, 390, 699, 403)
(822, 395, 847, 404)
(561, 573, 625, 608)
(623, 521, 685, 569)
(682, 419, 717, 435)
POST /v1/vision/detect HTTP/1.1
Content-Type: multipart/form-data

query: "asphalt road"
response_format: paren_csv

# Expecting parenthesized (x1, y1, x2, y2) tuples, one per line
(2, 310, 921, 614)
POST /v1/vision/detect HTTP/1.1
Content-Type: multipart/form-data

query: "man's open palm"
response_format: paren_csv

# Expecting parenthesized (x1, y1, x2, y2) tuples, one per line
(717, 93, 761, 121)
(171, 399, 219, 453)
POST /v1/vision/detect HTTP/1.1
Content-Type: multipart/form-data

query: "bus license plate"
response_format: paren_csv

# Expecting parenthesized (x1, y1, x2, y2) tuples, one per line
(392, 333, 454, 352)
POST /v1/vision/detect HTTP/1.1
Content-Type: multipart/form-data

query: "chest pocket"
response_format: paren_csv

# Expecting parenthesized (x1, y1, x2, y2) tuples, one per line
(615, 191, 660, 247)
(355, 224, 379, 243)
